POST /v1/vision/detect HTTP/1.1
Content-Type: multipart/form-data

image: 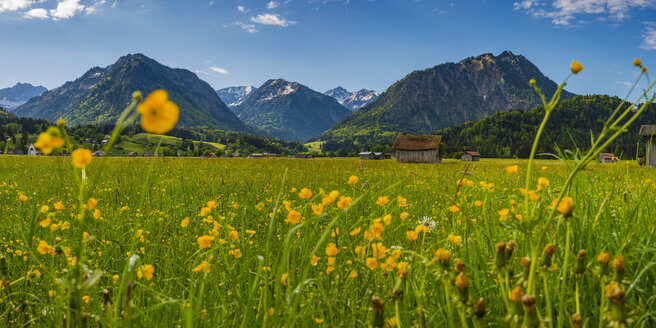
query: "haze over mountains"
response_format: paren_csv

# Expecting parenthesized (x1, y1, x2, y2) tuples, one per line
(9, 51, 582, 145)
(233, 79, 351, 141)
(0, 83, 47, 110)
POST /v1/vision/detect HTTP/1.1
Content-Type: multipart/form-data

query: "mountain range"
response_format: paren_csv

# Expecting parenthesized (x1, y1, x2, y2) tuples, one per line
(233, 79, 352, 141)
(324, 87, 379, 111)
(13, 54, 254, 133)
(216, 86, 258, 108)
(7, 51, 585, 145)
(0, 83, 47, 110)
(316, 51, 576, 142)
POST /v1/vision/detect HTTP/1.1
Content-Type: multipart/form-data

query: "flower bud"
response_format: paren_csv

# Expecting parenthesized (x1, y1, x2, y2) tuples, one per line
(57, 118, 66, 128)
(455, 272, 470, 302)
(495, 241, 507, 268)
(391, 273, 406, 302)
(571, 60, 583, 74)
(520, 257, 531, 275)
(454, 258, 466, 273)
(529, 78, 537, 87)
(571, 313, 582, 328)
(574, 249, 586, 274)
(597, 252, 611, 275)
(132, 91, 143, 102)
(522, 295, 540, 327)
(371, 296, 385, 328)
(557, 197, 574, 217)
(612, 255, 625, 281)
(632, 58, 641, 67)
(473, 298, 485, 319)
(541, 244, 557, 267)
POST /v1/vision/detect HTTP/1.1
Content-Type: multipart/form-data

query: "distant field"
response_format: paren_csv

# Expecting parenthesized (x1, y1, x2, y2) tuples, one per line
(1, 156, 654, 326)
(305, 141, 325, 153)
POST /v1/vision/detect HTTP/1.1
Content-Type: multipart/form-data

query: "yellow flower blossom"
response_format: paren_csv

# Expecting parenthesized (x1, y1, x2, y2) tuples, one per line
(286, 210, 302, 224)
(37, 240, 54, 255)
(376, 196, 389, 206)
(72, 149, 92, 168)
(506, 165, 518, 174)
(137, 89, 179, 134)
(137, 264, 154, 280)
(570, 60, 583, 74)
(34, 127, 64, 155)
(181, 217, 190, 228)
(366, 257, 378, 270)
(197, 235, 214, 249)
(192, 261, 210, 273)
(325, 243, 339, 256)
(298, 188, 313, 200)
(348, 175, 359, 185)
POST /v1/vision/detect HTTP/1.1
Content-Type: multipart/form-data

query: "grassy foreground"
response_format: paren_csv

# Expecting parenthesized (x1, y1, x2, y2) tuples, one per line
(0, 156, 655, 327)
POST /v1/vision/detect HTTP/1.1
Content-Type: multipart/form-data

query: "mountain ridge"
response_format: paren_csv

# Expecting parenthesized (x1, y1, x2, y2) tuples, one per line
(13, 54, 255, 133)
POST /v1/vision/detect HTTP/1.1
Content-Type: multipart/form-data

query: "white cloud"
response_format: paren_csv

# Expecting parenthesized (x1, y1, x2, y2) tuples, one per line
(641, 25, 656, 50)
(237, 5, 247, 13)
(250, 13, 296, 26)
(111, 1, 116, 8)
(514, 0, 656, 25)
(84, 0, 106, 15)
(0, 0, 33, 13)
(23, 7, 47, 18)
(50, 0, 85, 20)
(235, 21, 257, 33)
(209, 66, 230, 75)
(266, 1, 279, 9)
(208, 1, 213, 6)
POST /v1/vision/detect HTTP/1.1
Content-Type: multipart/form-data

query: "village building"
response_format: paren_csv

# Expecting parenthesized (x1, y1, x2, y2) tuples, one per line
(392, 133, 442, 163)
(639, 125, 656, 167)
(127, 152, 138, 157)
(358, 152, 385, 160)
(248, 153, 264, 158)
(295, 153, 315, 159)
(264, 153, 278, 158)
(143, 150, 155, 157)
(598, 153, 617, 163)
(229, 153, 242, 158)
(27, 143, 38, 156)
(461, 151, 481, 162)
(92, 151, 105, 157)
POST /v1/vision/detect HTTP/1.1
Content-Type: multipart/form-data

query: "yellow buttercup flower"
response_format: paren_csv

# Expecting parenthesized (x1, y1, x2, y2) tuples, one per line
(197, 235, 214, 249)
(347, 175, 359, 185)
(34, 127, 65, 155)
(192, 261, 210, 273)
(137, 264, 155, 280)
(366, 257, 378, 270)
(229, 230, 239, 241)
(311, 203, 324, 215)
(72, 148, 92, 168)
(376, 196, 389, 206)
(281, 273, 288, 286)
(570, 60, 583, 74)
(557, 196, 575, 217)
(506, 165, 518, 174)
(633, 58, 641, 67)
(286, 210, 302, 224)
(137, 89, 179, 135)
(86, 198, 98, 210)
(54, 201, 65, 210)
(325, 243, 339, 256)
(37, 240, 54, 255)
(18, 194, 28, 202)
(298, 188, 313, 200)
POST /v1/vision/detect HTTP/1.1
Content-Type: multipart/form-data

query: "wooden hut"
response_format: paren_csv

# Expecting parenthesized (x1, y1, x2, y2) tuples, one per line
(461, 151, 480, 162)
(127, 152, 137, 157)
(598, 153, 617, 163)
(392, 133, 442, 163)
(639, 125, 656, 167)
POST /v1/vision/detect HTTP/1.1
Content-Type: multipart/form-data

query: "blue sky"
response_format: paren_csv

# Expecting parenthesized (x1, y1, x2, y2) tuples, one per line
(0, 0, 654, 97)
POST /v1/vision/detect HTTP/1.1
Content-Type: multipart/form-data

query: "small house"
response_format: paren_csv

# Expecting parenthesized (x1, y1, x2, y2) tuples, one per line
(264, 153, 278, 158)
(598, 153, 617, 163)
(27, 144, 37, 156)
(639, 125, 656, 167)
(359, 152, 385, 160)
(248, 153, 264, 158)
(461, 151, 480, 162)
(92, 151, 105, 157)
(230, 153, 242, 158)
(392, 133, 442, 163)
(295, 153, 315, 159)
(127, 152, 137, 157)
(143, 150, 154, 157)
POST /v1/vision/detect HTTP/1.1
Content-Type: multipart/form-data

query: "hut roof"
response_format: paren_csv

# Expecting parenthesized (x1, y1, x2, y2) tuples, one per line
(639, 125, 656, 136)
(599, 153, 615, 159)
(392, 133, 441, 151)
(465, 151, 480, 157)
